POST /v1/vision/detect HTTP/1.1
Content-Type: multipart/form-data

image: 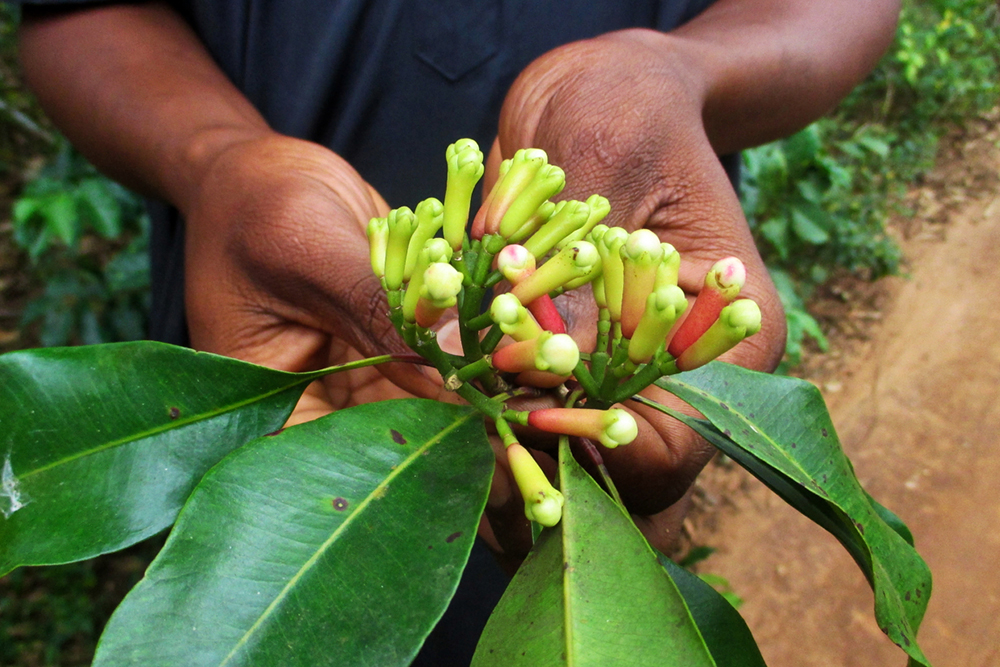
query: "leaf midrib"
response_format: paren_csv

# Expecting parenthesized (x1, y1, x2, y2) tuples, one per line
(21, 375, 319, 482)
(217, 409, 477, 667)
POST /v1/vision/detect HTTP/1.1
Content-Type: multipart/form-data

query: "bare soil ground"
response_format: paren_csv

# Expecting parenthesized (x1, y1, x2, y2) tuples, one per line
(686, 119, 1000, 666)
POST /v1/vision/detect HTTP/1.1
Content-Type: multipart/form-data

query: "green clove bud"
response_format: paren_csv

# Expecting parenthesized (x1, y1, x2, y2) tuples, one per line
(522, 199, 591, 259)
(367, 216, 389, 282)
(443, 139, 484, 252)
(383, 207, 418, 291)
(489, 293, 543, 342)
(556, 194, 611, 249)
(511, 241, 600, 306)
(506, 443, 564, 526)
(627, 285, 688, 364)
(404, 198, 445, 281)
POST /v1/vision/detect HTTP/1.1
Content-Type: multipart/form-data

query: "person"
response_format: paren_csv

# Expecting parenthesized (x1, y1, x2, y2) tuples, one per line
(15, 1, 901, 663)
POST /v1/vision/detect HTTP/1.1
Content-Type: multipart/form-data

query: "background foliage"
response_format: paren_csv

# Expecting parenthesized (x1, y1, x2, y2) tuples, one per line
(741, 0, 1000, 367)
(0, 0, 997, 663)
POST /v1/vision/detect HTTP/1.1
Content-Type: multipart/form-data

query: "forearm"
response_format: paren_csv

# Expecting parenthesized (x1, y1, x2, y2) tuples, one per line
(668, 0, 901, 153)
(18, 2, 270, 213)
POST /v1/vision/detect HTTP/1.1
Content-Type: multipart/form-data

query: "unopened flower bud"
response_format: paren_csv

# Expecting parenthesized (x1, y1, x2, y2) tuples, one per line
(628, 285, 688, 364)
(496, 244, 536, 285)
(470, 158, 512, 239)
(489, 293, 543, 342)
(491, 331, 579, 376)
(522, 199, 591, 259)
(482, 149, 548, 236)
(527, 407, 638, 449)
(620, 229, 665, 339)
(443, 139, 484, 252)
(675, 298, 761, 371)
(507, 200, 557, 244)
(383, 207, 417, 290)
(557, 194, 611, 249)
(594, 227, 628, 322)
(414, 262, 464, 328)
(654, 243, 680, 289)
(367, 217, 388, 281)
(497, 163, 567, 240)
(506, 443, 564, 526)
(404, 198, 444, 281)
(511, 241, 600, 306)
(402, 238, 453, 323)
(668, 257, 746, 357)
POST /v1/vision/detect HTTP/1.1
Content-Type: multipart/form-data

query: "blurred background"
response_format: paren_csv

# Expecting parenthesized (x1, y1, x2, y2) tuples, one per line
(0, 1, 997, 664)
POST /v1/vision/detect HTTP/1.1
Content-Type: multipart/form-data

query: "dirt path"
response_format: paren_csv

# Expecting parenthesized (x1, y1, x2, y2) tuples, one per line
(691, 125, 1000, 667)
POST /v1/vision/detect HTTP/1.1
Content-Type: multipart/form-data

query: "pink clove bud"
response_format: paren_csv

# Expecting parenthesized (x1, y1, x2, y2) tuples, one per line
(527, 407, 638, 448)
(414, 262, 464, 328)
(667, 257, 746, 358)
(496, 244, 536, 285)
(675, 298, 761, 371)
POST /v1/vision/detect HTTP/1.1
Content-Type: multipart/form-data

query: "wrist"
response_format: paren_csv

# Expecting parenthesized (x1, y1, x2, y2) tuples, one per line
(168, 124, 275, 217)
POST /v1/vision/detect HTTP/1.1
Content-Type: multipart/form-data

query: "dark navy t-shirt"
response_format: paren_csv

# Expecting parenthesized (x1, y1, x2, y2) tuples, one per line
(144, 0, 726, 347)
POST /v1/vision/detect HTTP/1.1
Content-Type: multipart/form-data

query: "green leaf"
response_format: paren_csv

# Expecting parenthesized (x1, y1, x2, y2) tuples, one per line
(40, 191, 81, 248)
(93, 400, 493, 667)
(0, 342, 329, 575)
(782, 125, 822, 170)
(789, 207, 830, 244)
(653, 363, 933, 666)
(472, 438, 715, 667)
(76, 178, 124, 239)
(656, 554, 766, 667)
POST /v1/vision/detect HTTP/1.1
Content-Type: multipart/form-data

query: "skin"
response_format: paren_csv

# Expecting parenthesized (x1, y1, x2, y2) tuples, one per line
(19, 0, 900, 560)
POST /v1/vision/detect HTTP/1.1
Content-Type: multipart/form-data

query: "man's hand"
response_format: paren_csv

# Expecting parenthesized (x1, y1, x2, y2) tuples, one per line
(486, 29, 788, 555)
(182, 133, 444, 424)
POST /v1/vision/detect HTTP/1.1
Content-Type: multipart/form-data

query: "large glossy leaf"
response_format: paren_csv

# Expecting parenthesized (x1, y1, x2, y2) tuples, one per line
(92, 399, 492, 667)
(656, 554, 767, 667)
(653, 362, 932, 666)
(0, 342, 329, 574)
(472, 438, 715, 667)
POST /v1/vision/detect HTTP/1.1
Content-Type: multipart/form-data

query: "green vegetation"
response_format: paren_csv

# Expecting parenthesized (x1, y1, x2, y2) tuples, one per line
(742, 0, 1000, 366)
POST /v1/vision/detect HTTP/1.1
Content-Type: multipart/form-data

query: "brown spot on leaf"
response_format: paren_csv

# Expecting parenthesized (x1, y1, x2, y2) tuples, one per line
(168, 406, 181, 420)
(445, 531, 462, 543)
(332, 497, 349, 511)
(391, 429, 407, 445)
